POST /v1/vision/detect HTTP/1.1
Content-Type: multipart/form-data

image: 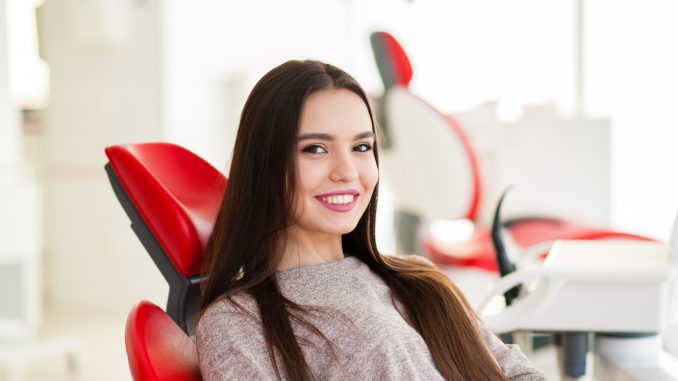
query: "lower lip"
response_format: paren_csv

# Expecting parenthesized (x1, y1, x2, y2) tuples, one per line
(316, 195, 359, 212)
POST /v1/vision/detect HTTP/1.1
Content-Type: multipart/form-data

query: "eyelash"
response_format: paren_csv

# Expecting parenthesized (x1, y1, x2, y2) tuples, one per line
(301, 143, 373, 154)
(301, 144, 327, 154)
(354, 143, 373, 153)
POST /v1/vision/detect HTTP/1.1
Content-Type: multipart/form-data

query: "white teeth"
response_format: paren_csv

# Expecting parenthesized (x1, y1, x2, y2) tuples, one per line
(321, 195, 354, 205)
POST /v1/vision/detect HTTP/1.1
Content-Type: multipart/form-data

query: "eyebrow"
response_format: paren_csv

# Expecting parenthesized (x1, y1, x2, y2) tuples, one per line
(297, 131, 375, 142)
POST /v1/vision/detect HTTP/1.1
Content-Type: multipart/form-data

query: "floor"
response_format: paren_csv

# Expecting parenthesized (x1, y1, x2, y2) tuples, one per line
(1, 308, 130, 381)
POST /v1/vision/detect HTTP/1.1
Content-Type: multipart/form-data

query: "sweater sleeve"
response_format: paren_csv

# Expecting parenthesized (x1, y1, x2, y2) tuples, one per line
(478, 322, 548, 381)
(196, 301, 277, 381)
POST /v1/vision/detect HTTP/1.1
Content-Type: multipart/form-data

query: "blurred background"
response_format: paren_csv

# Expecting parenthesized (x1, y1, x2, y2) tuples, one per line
(1, 0, 678, 379)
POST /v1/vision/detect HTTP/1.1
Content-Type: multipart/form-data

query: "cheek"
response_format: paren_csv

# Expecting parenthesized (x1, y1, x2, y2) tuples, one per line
(297, 162, 325, 193)
(361, 161, 379, 191)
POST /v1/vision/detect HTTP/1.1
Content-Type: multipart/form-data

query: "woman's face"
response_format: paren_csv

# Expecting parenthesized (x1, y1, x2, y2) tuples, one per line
(291, 89, 378, 238)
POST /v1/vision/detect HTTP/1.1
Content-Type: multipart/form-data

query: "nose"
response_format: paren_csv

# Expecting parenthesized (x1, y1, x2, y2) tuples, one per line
(329, 151, 358, 182)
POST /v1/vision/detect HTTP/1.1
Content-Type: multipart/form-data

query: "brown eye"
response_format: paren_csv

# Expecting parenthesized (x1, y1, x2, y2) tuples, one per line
(353, 143, 372, 152)
(302, 144, 327, 154)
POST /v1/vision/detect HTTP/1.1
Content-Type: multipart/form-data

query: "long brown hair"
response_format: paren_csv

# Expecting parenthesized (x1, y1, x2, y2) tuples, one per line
(201, 60, 508, 380)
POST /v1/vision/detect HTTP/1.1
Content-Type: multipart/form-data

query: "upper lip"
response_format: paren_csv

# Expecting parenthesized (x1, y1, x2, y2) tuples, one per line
(316, 189, 360, 197)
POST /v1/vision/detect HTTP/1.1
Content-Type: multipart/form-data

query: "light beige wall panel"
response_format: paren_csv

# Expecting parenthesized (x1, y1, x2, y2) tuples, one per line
(37, 0, 166, 312)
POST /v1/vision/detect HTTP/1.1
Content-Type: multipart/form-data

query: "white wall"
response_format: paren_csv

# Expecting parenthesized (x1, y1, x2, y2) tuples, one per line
(585, 1, 678, 242)
(0, 0, 18, 167)
(37, 0, 167, 312)
(159, 0, 360, 172)
(349, 0, 577, 114)
(0, 0, 42, 340)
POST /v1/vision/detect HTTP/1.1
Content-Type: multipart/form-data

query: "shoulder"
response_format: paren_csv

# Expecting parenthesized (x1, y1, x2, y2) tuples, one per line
(197, 292, 263, 350)
(196, 293, 278, 380)
(203, 292, 259, 315)
(198, 292, 260, 331)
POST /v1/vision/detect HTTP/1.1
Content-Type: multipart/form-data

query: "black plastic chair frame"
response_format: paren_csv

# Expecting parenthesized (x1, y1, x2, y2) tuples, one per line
(105, 163, 202, 337)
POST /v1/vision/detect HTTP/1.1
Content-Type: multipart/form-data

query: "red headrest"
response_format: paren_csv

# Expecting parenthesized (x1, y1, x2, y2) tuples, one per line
(105, 143, 226, 277)
(125, 300, 202, 381)
(370, 31, 414, 87)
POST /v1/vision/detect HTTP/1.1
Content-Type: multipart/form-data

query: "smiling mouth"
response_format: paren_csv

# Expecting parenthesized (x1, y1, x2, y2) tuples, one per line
(315, 193, 359, 212)
(319, 194, 355, 205)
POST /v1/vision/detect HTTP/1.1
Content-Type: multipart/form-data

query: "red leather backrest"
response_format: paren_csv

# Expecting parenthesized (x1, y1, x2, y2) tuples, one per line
(126, 300, 202, 381)
(105, 143, 226, 277)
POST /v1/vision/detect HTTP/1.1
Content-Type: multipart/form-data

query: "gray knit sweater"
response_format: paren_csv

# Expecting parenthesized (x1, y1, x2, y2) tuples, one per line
(197, 256, 547, 380)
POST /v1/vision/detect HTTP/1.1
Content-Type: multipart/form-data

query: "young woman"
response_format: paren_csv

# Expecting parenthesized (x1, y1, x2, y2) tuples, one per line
(197, 60, 546, 381)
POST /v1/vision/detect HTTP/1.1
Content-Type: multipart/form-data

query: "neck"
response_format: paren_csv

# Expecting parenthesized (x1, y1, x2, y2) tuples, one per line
(277, 227, 345, 271)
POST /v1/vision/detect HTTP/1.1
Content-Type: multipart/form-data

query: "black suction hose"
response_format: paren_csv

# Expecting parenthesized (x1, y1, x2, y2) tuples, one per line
(491, 187, 522, 305)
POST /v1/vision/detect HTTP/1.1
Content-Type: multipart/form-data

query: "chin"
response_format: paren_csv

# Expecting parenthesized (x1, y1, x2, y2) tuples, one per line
(325, 222, 360, 236)
(327, 227, 357, 236)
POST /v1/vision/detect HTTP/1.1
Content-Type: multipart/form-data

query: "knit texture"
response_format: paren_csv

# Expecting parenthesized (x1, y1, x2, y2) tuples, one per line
(197, 256, 546, 380)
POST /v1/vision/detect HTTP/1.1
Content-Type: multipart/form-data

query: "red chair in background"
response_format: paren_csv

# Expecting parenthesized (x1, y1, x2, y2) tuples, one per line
(369, 31, 651, 273)
(105, 143, 226, 380)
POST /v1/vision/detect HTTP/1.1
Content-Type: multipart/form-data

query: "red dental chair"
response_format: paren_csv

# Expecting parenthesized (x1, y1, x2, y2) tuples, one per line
(369, 31, 651, 272)
(125, 300, 202, 381)
(106, 143, 226, 380)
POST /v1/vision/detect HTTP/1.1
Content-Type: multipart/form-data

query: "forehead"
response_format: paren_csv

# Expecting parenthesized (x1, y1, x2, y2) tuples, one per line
(298, 89, 372, 135)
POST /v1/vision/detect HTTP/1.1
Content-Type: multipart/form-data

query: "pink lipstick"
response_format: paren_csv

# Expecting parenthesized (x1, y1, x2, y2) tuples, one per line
(315, 190, 359, 212)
